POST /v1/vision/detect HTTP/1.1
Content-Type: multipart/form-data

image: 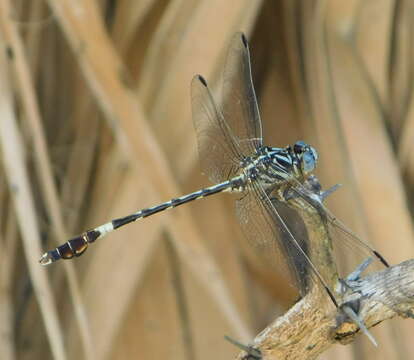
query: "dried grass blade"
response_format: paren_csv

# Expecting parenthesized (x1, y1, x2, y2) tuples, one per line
(0, 48, 66, 360)
(0, 1, 94, 358)
(0, 215, 18, 360)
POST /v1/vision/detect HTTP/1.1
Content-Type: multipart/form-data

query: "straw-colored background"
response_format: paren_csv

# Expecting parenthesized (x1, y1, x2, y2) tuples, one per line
(0, 1, 413, 359)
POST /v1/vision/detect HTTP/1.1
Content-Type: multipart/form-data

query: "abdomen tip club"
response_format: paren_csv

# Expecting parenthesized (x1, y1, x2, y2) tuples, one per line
(39, 250, 60, 266)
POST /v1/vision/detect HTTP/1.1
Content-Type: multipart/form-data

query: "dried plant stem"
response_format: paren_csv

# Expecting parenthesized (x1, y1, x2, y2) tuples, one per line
(236, 260, 414, 360)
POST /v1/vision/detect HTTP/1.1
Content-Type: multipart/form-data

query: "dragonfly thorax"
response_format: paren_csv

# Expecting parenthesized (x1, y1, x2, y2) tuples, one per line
(239, 141, 318, 191)
(240, 147, 293, 189)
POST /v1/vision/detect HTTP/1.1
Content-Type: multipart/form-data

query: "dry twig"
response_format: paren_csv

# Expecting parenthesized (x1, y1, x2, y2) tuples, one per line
(232, 180, 414, 359)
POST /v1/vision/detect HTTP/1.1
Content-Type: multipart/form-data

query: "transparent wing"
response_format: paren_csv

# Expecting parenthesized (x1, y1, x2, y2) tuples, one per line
(287, 176, 389, 279)
(236, 184, 312, 296)
(326, 211, 388, 277)
(221, 33, 263, 155)
(191, 75, 242, 183)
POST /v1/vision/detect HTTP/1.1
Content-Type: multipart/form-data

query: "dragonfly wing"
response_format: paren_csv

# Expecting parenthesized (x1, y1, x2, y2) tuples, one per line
(325, 212, 387, 277)
(292, 176, 388, 274)
(221, 32, 263, 155)
(191, 75, 242, 183)
(236, 184, 312, 296)
(287, 176, 388, 278)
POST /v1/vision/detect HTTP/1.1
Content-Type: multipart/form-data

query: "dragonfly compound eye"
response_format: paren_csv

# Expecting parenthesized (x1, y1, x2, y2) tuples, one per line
(301, 147, 318, 174)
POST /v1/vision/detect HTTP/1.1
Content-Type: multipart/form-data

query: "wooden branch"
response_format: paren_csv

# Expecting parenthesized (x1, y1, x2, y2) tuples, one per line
(234, 259, 414, 359)
(231, 177, 414, 359)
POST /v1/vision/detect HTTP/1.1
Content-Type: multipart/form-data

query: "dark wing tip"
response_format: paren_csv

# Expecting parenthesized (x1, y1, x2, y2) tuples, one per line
(196, 74, 208, 87)
(240, 33, 248, 48)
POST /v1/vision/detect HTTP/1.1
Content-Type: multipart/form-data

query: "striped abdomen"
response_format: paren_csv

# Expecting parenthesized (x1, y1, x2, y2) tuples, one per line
(39, 178, 243, 265)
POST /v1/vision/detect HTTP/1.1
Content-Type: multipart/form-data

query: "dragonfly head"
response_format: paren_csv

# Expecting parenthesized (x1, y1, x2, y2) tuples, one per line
(293, 141, 318, 175)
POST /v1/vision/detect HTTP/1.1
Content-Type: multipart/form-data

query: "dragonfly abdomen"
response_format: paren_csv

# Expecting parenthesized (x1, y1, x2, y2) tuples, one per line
(39, 179, 240, 265)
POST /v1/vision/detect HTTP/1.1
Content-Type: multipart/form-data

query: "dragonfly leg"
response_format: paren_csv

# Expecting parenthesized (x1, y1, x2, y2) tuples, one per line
(224, 336, 262, 359)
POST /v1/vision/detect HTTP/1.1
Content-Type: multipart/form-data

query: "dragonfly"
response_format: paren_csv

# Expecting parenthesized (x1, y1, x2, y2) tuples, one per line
(39, 33, 388, 308)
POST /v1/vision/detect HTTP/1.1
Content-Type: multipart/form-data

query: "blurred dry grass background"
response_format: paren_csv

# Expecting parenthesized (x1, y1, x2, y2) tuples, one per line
(0, 0, 413, 359)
